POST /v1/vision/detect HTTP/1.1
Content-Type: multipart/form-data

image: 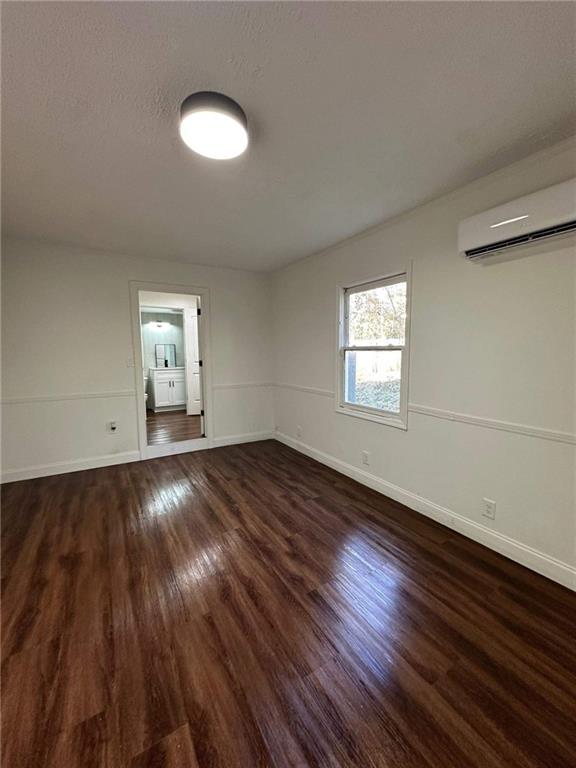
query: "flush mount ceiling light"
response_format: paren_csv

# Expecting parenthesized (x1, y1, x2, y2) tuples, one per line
(179, 91, 248, 160)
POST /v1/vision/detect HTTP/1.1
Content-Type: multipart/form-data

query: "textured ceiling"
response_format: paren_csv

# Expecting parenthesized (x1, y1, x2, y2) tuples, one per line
(2, 2, 576, 271)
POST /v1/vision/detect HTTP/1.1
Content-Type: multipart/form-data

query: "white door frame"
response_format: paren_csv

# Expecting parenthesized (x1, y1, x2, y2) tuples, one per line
(129, 280, 214, 460)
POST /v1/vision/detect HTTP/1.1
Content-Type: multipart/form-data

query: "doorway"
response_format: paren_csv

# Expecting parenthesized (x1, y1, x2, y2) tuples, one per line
(131, 283, 211, 459)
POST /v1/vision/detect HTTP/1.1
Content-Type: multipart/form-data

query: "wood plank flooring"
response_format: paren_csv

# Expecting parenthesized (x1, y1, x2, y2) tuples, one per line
(2, 440, 576, 768)
(146, 410, 202, 445)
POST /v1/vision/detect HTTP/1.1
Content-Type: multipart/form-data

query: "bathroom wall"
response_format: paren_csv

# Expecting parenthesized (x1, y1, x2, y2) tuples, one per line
(140, 311, 185, 371)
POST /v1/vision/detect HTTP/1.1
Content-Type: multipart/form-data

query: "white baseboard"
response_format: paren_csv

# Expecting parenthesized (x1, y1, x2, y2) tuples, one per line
(275, 431, 576, 591)
(1, 433, 274, 483)
(1, 450, 141, 483)
(212, 431, 274, 448)
(5, 430, 572, 591)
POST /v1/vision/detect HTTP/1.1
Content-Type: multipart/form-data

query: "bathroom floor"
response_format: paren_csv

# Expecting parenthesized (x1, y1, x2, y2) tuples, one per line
(146, 410, 203, 445)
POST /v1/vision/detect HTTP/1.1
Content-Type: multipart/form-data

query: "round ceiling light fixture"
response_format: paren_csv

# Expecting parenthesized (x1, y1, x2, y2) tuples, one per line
(179, 91, 248, 160)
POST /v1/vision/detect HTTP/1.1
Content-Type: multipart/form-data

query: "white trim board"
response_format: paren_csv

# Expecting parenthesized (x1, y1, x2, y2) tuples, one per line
(273, 384, 575, 445)
(275, 431, 576, 591)
(213, 382, 274, 391)
(409, 403, 576, 446)
(1, 451, 141, 483)
(275, 382, 335, 398)
(1, 432, 274, 483)
(1, 390, 136, 405)
(212, 431, 274, 448)
(1, 383, 275, 404)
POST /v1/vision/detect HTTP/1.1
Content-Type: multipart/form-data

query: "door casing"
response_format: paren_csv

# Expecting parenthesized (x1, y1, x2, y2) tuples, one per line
(129, 280, 213, 460)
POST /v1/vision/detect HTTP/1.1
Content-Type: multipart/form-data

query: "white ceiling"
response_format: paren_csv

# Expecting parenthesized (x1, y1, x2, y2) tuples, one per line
(3, 2, 575, 271)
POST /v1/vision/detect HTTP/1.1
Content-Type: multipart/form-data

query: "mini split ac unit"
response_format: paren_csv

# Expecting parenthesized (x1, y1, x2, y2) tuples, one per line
(458, 178, 576, 262)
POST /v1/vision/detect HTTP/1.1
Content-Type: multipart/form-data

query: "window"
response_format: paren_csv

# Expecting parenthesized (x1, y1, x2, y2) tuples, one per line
(337, 273, 409, 429)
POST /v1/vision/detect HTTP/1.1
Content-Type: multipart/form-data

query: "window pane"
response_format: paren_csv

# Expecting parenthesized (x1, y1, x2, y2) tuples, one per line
(348, 281, 406, 346)
(344, 350, 401, 413)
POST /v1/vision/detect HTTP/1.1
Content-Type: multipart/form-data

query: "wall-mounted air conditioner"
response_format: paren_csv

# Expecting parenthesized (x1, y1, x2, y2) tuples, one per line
(458, 178, 576, 262)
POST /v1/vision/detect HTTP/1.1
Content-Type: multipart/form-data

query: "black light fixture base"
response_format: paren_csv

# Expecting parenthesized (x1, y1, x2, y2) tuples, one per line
(180, 91, 247, 130)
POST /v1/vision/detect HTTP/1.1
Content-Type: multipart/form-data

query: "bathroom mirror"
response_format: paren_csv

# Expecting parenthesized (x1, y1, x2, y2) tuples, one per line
(155, 343, 177, 368)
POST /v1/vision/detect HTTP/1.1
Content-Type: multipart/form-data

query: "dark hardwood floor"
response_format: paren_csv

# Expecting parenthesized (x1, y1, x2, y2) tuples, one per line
(146, 410, 203, 445)
(2, 440, 576, 768)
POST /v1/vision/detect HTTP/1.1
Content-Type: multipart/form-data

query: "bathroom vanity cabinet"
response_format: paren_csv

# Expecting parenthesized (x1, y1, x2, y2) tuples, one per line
(148, 367, 187, 411)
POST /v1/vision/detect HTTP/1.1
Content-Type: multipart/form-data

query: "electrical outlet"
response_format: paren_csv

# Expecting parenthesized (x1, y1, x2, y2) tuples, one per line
(482, 498, 496, 520)
(107, 421, 119, 434)
(361, 450, 370, 466)
(296, 425, 303, 439)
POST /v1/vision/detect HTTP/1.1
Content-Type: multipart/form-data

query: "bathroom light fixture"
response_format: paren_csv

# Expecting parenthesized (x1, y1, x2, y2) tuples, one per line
(179, 91, 248, 159)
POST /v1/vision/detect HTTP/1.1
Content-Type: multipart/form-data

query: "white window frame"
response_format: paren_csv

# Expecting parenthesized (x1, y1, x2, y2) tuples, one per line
(336, 269, 411, 430)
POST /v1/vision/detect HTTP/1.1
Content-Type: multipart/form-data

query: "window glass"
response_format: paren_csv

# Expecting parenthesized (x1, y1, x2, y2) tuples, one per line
(344, 350, 401, 413)
(347, 281, 406, 347)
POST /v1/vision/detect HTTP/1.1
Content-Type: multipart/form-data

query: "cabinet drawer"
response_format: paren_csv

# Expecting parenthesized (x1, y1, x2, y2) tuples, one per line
(154, 369, 184, 382)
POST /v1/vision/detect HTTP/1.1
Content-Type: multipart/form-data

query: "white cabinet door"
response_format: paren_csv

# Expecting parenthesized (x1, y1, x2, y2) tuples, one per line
(155, 379, 172, 407)
(171, 377, 187, 405)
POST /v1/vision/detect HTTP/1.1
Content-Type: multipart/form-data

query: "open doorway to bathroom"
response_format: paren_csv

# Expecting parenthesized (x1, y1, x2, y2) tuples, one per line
(137, 289, 205, 455)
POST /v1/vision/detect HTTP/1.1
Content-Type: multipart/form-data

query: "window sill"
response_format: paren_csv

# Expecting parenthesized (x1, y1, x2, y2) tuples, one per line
(335, 404, 407, 430)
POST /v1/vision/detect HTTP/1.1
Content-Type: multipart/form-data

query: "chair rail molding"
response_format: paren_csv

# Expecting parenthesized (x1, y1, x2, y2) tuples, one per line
(273, 384, 575, 445)
(408, 403, 575, 445)
(1, 390, 137, 405)
(212, 382, 274, 390)
(274, 382, 335, 398)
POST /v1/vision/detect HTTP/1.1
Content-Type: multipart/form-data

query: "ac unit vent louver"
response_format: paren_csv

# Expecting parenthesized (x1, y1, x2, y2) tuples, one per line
(465, 218, 576, 260)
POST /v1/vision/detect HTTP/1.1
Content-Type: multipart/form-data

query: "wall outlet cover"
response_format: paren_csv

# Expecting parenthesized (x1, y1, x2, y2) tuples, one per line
(482, 498, 496, 520)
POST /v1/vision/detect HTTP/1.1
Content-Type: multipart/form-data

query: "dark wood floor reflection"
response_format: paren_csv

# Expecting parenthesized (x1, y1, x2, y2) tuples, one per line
(146, 410, 202, 445)
(2, 440, 576, 767)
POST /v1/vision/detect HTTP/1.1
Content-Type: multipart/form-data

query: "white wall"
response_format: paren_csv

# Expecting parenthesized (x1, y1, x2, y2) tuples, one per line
(1, 241, 274, 478)
(272, 138, 576, 589)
